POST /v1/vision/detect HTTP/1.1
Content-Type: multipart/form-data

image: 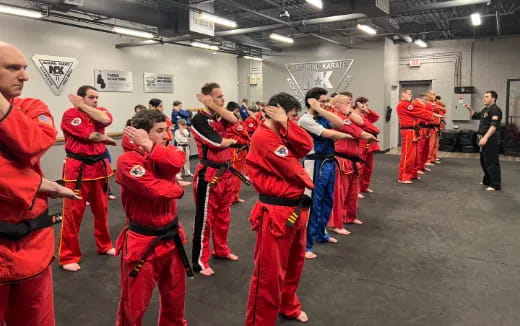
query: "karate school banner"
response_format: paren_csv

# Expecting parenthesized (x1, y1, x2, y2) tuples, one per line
(32, 54, 78, 96)
(94, 69, 133, 92)
(285, 59, 354, 104)
(143, 73, 174, 93)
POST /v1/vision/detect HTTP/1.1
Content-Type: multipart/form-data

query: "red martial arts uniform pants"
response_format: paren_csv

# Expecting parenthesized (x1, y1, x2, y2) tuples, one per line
(231, 155, 247, 202)
(0, 266, 54, 326)
(192, 166, 235, 271)
(415, 128, 429, 174)
(116, 231, 187, 326)
(428, 131, 439, 163)
(329, 158, 358, 228)
(59, 179, 113, 265)
(398, 130, 418, 182)
(359, 151, 375, 193)
(246, 204, 307, 326)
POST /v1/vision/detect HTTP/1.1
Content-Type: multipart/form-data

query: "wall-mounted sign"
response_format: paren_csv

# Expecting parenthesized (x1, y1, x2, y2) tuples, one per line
(189, 2, 214, 36)
(409, 58, 421, 67)
(285, 59, 354, 104)
(94, 69, 133, 92)
(32, 54, 78, 95)
(143, 73, 173, 93)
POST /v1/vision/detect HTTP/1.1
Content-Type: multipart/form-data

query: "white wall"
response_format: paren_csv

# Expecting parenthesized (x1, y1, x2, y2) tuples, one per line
(384, 38, 400, 149)
(0, 15, 238, 179)
(237, 58, 264, 103)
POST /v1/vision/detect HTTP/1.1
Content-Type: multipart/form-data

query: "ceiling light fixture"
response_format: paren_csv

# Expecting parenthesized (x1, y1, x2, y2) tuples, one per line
(191, 41, 219, 51)
(112, 27, 154, 39)
(269, 33, 294, 43)
(244, 56, 263, 61)
(414, 39, 428, 48)
(357, 24, 377, 35)
(305, 0, 323, 10)
(0, 4, 42, 19)
(401, 34, 413, 43)
(199, 12, 237, 28)
(471, 13, 481, 26)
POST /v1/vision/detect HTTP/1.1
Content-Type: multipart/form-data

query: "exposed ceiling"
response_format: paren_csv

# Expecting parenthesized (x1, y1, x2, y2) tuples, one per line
(2, 0, 520, 57)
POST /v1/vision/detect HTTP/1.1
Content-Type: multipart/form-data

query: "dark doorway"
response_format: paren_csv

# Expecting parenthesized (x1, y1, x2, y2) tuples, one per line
(397, 80, 432, 146)
(505, 79, 520, 156)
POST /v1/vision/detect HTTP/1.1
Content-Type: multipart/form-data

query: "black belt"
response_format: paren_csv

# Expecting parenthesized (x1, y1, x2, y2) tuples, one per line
(0, 210, 62, 241)
(305, 153, 335, 161)
(66, 151, 108, 195)
(400, 126, 420, 138)
(259, 194, 312, 228)
(400, 126, 417, 130)
(200, 159, 251, 186)
(334, 152, 366, 176)
(128, 217, 194, 278)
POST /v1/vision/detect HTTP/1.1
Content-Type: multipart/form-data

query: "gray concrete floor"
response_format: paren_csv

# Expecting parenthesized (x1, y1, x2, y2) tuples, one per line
(49, 154, 520, 326)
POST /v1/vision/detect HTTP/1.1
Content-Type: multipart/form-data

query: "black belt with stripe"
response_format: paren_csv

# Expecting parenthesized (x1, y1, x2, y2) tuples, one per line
(66, 151, 108, 195)
(259, 194, 312, 228)
(128, 217, 194, 278)
(200, 159, 251, 186)
(0, 210, 62, 241)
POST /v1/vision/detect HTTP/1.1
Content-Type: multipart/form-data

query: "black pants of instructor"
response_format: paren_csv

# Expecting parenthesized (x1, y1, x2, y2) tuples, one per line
(480, 133, 501, 190)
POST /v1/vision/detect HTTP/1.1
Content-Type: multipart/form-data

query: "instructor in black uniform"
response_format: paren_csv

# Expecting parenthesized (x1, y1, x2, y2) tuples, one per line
(464, 90, 502, 191)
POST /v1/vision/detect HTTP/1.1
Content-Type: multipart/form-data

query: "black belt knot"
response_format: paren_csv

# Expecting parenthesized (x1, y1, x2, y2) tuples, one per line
(66, 151, 109, 195)
(0, 210, 62, 241)
(201, 159, 251, 186)
(128, 217, 194, 278)
(259, 194, 312, 228)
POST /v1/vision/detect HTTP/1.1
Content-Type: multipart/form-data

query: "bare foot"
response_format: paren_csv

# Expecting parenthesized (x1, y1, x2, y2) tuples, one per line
(327, 237, 338, 243)
(226, 253, 239, 261)
(305, 251, 317, 259)
(358, 193, 365, 199)
(329, 227, 351, 235)
(62, 263, 81, 272)
(104, 248, 116, 256)
(417, 170, 424, 174)
(425, 162, 434, 166)
(424, 167, 432, 172)
(200, 267, 215, 276)
(296, 311, 308, 323)
(366, 188, 374, 193)
(398, 180, 413, 184)
(235, 198, 245, 203)
(352, 219, 364, 225)
(485, 186, 496, 191)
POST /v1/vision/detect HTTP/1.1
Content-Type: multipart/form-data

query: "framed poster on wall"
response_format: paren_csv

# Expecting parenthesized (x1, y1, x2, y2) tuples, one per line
(94, 69, 133, 92)
(143, 73, 173, 93)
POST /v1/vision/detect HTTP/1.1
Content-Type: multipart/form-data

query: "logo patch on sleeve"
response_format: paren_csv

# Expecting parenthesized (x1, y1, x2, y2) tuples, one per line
(248, 123, 254, 128)
(407, 105, 414, 111)
(71, 117, 82, 126)
(237, 125, 244, 131)
(130, 165, 146, 177)
(343, 119, 352, 125)
(38, 114, 53, 126)
(274, 145, 289, 157)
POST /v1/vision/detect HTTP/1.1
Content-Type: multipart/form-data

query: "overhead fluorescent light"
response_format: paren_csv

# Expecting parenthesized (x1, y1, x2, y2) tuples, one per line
(401, 34, 413, 43)
(305, 0, 323, 10)
(199, 12, 237, 28)
(414, 39, 428, 48)
(269, 33, 294, 44)
(191, 41, 219, 51)
(357, 24, 377, 35)
(0, 4, 42, 19)
(244, 56, 263, 61)
(112, 27, 154, 39)
(471, 13, 481, 26)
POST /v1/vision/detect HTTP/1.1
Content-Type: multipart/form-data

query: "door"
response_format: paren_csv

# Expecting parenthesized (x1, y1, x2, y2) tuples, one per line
(505, 79, 520, 155)
(395, 80, 432, 147)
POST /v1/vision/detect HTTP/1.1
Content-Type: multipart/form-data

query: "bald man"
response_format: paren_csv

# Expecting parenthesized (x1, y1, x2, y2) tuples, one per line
(0, 42, 80, 326)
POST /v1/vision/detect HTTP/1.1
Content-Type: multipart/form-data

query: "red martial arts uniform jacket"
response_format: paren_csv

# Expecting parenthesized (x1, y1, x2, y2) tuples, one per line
(61, 106, 114, 181)
(397, 100, 434, 130)
(0, 98, 57, 283)
(361, 110, 380, 152)
(334, 116, 364, 173)
(244, 112, 262, 136)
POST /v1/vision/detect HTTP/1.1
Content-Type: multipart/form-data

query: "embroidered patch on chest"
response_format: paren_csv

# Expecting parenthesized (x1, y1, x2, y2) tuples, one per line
(407, 105, 414, 111)
(343, 119, 352, 125)
(130, 165, 146, 177)
(274, 145, 289, 157)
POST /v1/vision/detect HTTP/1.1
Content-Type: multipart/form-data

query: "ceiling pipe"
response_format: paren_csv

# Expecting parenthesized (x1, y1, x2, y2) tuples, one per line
(215, 13, 367, 36)
(496, 11, 501, 37)
(392, 0, 490, 16)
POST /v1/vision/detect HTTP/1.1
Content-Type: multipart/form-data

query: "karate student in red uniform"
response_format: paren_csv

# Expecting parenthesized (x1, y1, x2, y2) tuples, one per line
(426, 90, 441, 166)
(190, 82, 240, 276)
(59, 85, 117, 272)
(115, 110, 192, 326)
(226, 101, 250, 204)
(354, 97, 380, 193)
(396, 89, 442, 183)
(245, 92, 313, 325)
(0, 42, 80, 326)
(328, 94, 375, 234)
(414, 94, 432, 176)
